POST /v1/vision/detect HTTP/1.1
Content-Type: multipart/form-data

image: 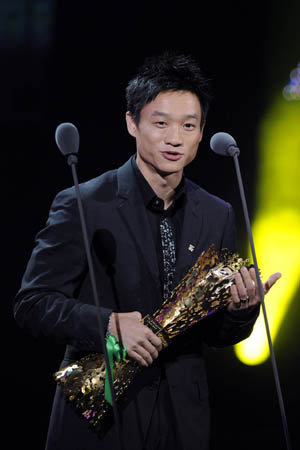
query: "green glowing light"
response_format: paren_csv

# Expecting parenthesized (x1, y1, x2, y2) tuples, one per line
(234, 95, 300, 365)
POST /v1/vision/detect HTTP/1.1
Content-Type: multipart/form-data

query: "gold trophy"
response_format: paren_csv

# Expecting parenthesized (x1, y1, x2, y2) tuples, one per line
(54, 245, 249, 436)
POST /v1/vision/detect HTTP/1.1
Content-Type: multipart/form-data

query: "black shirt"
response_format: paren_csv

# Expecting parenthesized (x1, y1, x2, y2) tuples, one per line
(132, 156, 186, 297)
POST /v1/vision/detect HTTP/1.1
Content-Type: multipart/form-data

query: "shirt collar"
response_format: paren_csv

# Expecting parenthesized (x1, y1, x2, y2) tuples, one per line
(131, 154, 186, 210)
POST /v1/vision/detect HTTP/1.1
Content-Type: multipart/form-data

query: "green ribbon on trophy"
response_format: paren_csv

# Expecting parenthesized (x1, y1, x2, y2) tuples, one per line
(105, 334, 127, 405)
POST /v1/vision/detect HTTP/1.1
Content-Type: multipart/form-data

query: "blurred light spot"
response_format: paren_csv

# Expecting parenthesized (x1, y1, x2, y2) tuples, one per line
(235, 95, 300, 365)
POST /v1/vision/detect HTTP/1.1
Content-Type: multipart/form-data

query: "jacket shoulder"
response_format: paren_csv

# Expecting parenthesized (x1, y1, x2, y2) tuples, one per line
(186, 178, 232, 211)
(53, 168, 119, 206)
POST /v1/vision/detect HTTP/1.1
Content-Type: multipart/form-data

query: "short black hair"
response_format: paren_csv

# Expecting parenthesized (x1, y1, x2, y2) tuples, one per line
(126, 51, 211, 127)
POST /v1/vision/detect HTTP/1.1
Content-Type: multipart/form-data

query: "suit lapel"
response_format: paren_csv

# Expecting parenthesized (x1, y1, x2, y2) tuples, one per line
(176, 180, 204, 281)
(116, 157, 160, 284)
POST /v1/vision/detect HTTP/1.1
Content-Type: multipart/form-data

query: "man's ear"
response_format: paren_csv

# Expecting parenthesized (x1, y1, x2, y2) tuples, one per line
(125, 112, 137, 138)
(199, 120, 206, 143)
(200, 120, 206, 133)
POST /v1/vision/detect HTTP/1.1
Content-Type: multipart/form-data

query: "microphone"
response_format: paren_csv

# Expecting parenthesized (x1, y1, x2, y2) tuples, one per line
(55, 122, 80, 167)
(210, 132, 292, 450)
(55, 122, 79, 156)
(210, 131, 240, 157)
(54, 122, 124, 449)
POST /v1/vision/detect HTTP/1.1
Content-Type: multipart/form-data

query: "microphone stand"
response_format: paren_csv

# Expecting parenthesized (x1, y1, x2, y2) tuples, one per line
(66, 153, 124, 450)
(232, 152, 292, 450)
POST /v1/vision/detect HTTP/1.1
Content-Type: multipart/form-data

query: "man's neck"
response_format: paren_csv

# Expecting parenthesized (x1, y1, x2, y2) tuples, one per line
(136, 155, 182, 209)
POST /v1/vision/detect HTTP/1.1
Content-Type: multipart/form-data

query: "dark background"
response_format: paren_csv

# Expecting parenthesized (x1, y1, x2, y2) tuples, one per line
(2, 1, 299, 449)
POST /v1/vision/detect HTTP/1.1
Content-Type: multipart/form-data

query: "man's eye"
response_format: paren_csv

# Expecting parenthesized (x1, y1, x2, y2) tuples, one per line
(184, 123, 195, 129)
(156, 121, 166, 127)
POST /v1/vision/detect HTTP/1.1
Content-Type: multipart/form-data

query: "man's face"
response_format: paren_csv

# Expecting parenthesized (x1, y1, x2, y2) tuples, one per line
(126, 90, 204, 177)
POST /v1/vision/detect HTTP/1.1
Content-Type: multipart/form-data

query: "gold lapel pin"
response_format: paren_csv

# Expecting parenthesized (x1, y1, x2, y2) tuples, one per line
(188, 244, 195, 252)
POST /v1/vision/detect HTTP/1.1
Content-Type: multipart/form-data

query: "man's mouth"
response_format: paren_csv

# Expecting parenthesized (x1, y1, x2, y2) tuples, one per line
(161, 151, 183, 161)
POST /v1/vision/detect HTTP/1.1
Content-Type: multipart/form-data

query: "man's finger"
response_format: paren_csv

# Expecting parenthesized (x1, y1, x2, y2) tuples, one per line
(229, 284, 242, 309)
(240, 266, 256, 299)
(264, 272, 282, 293)
(233, 272, 248, 300)
(141, 339, 159, 360)
(147, 333, 162, 351)
(128, 349, 149, 367)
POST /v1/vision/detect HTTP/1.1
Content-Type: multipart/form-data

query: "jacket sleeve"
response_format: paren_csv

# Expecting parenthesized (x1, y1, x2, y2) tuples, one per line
(201, 305, 260, 347)
(13, 189, 112, 352)
(201, 202, 260, 347)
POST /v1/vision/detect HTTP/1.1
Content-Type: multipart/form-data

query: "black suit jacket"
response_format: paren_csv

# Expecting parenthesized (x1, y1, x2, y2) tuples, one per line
(14, 156, 259, 450)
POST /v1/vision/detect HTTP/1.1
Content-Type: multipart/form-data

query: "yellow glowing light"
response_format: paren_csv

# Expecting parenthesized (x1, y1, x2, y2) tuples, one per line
(234, 95, 300, 365)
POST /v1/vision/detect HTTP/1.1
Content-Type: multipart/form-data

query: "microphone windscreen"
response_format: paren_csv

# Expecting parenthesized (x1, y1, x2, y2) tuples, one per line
(55, 122, 79, 156)
(210, 132, 239, 157)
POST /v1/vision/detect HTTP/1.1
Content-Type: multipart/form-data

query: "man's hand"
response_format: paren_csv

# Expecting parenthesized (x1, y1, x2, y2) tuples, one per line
(228, 266, 282, 312)
(109, 311, 162, 367)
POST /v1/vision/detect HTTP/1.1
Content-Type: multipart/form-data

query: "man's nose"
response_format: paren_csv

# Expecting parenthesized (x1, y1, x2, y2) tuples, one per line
(165, 125, 183, 147)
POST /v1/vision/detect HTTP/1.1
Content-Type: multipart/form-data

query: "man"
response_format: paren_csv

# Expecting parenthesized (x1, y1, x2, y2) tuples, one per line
(14, 52, 280, 450)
